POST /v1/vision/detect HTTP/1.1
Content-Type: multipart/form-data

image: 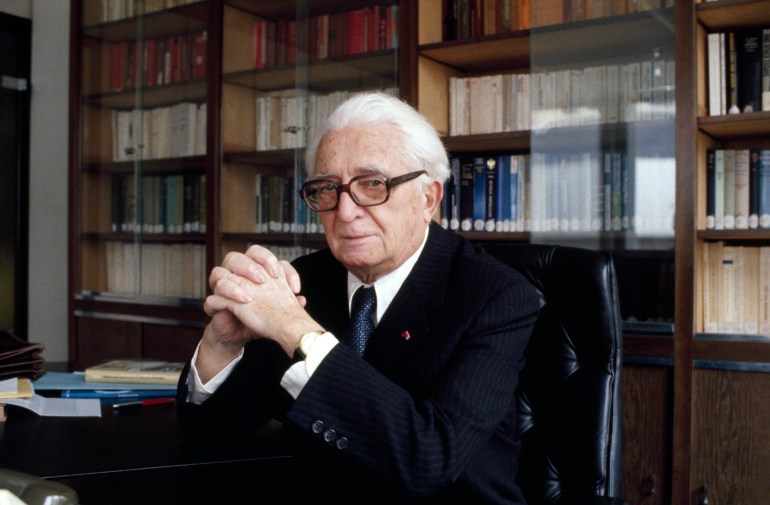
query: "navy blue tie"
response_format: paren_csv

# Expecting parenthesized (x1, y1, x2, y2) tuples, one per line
(346, 286, 376, 356)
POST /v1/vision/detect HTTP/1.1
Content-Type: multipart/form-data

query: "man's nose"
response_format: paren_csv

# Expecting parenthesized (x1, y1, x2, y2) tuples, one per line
(335, 190, 361, 220)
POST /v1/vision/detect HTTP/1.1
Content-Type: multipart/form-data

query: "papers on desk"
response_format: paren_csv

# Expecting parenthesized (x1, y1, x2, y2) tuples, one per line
(2, 394, 102, 417)
(0, 376, 102, 418)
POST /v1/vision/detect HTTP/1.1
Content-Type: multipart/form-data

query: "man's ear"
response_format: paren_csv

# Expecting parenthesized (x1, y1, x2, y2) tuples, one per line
(423, 179, 444, 223)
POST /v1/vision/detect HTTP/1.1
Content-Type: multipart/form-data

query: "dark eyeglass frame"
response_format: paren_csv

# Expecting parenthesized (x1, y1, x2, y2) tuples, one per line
(299, 170, 427, 212)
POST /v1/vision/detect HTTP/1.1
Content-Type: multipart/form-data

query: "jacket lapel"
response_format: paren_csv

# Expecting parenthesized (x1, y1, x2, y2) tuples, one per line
(363, 224, 453, 372)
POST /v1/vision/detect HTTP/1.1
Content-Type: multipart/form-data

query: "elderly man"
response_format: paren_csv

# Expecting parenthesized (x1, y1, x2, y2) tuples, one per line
(177, 92, 539, 504)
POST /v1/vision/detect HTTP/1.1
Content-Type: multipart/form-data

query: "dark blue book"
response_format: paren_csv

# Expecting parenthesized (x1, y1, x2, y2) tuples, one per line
(759, 150, 770, 228)
(473, 156, 486, 231)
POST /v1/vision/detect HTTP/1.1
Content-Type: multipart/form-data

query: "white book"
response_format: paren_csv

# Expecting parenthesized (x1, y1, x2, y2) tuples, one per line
(707, 32, 723, 115)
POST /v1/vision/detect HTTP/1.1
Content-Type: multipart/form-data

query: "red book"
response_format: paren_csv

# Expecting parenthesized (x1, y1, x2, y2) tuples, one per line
(253, 20, 265, 68)
(347, 8, 367, 54)
(367, 7, 377, 52)
(192, 31, 207, 78)
(109, 42, 125, 92)
(145, 38, 157, 86)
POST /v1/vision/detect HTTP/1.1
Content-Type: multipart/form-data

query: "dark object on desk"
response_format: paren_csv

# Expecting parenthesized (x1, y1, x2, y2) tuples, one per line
(0, 330, 45, 380)
(0, 468, 79, 504)
(482, 243, 628, 505)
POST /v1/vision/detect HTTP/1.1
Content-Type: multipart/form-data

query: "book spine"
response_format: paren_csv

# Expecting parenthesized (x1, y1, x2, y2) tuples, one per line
(706, 149, 716, 229)
(485, 156, 497, 232)
(763, 28, 770, 111)
(760, 150, 770, 228)
(735, 28, 763, 113)
(734, 148, 750, 229)
(473, 156, 487, 231)
(723, 149, 736, 229)
(749, 148, 760, 229)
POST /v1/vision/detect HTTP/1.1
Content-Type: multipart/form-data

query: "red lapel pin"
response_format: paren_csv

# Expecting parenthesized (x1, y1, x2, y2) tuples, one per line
(401, 331, 411, 341)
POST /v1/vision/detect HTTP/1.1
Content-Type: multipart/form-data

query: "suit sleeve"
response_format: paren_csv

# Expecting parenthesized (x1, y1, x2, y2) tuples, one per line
(176, 338, 294, 447)
(284, 277, 539, 497)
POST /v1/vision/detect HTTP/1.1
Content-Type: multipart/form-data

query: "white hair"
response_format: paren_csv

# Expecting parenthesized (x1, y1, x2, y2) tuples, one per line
(304, 92, 450, 183)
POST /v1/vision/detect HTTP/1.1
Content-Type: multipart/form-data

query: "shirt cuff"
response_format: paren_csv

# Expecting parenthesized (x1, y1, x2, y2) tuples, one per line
(280, 331, 338, 399)
(186, 342, 244, 405)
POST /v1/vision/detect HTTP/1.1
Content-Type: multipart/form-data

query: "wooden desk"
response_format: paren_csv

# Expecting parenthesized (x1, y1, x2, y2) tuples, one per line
(0, 402, 296, 504)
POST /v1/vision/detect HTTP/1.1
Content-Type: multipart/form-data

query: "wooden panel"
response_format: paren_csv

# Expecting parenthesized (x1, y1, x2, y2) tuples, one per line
(143, 323, 202, 362)
(75, 317, 142, 369)
(691, 369, 770, 505)
(622, 364, 673, 505)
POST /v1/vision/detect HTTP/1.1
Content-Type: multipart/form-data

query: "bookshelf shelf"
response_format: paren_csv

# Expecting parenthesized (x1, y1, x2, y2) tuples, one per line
(223, 50, 398, 94)
(698, 229, 770, 240)
(85, 80, 208, 109)
(83, 156, 206, 175)
(696, 0, 770, 31)
(698, 112, 770, 139)
(82, 1, 208, 41)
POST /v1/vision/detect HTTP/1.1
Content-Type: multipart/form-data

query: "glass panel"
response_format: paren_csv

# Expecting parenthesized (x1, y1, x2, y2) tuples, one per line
(77, 0, 208, 301)
(218, 0, 400, 263)
(529, 3, 676, 332)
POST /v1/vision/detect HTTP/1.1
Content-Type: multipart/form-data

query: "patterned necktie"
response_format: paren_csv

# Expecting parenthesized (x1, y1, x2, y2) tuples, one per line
(346, 286, 376, 356)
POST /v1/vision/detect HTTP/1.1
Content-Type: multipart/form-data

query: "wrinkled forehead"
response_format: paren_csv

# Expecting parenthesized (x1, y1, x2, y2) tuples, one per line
(312, 124, 405, 178)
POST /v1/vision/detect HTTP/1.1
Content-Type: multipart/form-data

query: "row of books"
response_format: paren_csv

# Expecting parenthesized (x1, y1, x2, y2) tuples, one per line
(441, 152, 674, 236)
(442, 0, 674, 40)
(449, 57, 675, 135)
(112, 101, 206, 161)
(108, 30, 207, 93)
(707, 28, 770, 116)
(705, 149, 770, 230)
(253, 5, 399, 69)
(111, 174, 205, 234)
(104, 240, 206, 299)
(255, 87, 398, 152)
(703, 241, 770, 337)
(98, 0, 201, 23)
(254, 174, 324, 235)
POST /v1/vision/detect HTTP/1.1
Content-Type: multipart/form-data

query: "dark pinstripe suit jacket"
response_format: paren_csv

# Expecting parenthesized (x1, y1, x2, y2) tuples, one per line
(177, 222, 539, 504)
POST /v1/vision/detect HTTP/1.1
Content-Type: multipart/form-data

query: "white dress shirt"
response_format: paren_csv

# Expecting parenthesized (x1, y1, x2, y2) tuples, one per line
(187, 227, 429, 403)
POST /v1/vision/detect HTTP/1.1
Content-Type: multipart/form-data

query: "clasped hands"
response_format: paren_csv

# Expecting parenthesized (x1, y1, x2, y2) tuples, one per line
(196, 245, 322, 382)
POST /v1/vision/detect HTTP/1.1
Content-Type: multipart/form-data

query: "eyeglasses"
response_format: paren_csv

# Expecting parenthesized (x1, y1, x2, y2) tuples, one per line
(299, 170, 427, 212)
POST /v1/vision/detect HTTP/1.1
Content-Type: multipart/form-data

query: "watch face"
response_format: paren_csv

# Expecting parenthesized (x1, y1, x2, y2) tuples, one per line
(300, 332, 320, 355)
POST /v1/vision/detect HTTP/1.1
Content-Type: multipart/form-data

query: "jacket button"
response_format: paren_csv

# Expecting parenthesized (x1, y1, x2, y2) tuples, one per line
(335, 437, 349, 450)
(323, 429, 336, 442)
(311, 420, 324, 434)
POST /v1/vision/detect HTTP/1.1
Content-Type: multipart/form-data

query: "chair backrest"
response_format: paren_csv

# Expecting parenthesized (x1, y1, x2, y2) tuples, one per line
(482, 243, 624, 505)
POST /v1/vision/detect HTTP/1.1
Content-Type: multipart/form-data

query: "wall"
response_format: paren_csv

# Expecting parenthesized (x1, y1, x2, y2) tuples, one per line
(0, 0, 70, 361)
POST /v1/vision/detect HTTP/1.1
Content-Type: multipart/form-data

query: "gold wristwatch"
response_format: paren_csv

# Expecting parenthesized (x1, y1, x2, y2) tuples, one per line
(293, 330, 324, 361)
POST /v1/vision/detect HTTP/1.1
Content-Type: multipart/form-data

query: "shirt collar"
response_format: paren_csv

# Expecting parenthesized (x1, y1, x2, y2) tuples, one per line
(346, 226, 430, 325)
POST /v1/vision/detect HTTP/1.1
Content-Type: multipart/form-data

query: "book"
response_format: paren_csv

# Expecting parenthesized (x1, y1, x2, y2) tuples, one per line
(707, 32, 723, 115)
(734, 148, 750, 229)
(759, 150, 770, 228)
(763, 28, 770, 111)
(84, 359, 184, 385)
(735, 28, 763, 113)
(706, 149, 716, 229)
(723, 148, 736, 229)
(749, 148, 760, 228)
(725, 31, 740, 114)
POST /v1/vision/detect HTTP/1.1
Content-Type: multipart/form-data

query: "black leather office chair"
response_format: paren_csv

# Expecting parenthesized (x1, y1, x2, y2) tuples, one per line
(481, 243, 627, 505)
